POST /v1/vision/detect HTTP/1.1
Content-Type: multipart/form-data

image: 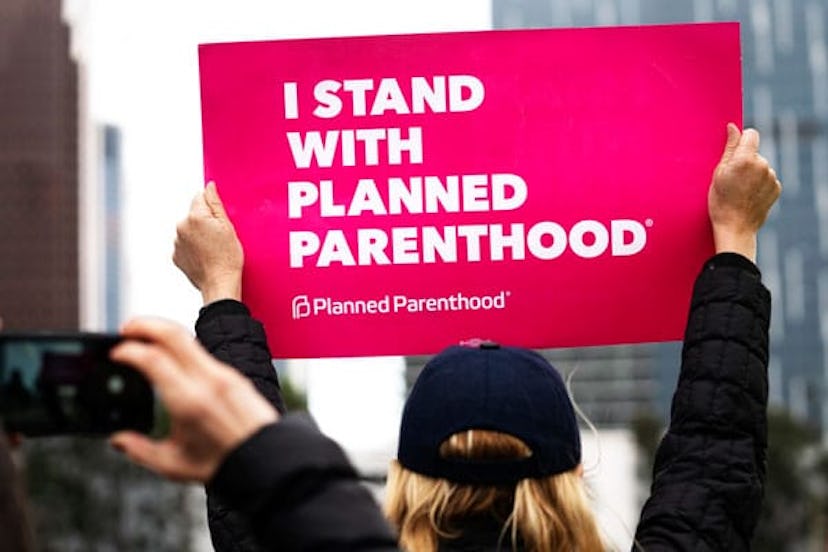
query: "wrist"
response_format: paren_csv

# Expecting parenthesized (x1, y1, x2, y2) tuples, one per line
(201, 277, 242, 305)
(712, 229, 757, 263)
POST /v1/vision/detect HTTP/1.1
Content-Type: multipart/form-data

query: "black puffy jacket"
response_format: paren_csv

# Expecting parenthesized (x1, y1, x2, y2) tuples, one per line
(196, 301, 285, 552)
(634, 252, 769, 550)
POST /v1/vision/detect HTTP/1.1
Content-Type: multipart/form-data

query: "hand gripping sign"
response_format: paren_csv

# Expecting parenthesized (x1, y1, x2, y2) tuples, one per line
(198, 22, 741, 358)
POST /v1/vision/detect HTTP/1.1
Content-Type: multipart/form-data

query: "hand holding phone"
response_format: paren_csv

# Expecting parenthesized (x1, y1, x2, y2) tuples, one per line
(110, 317, 279, 483)
(0, 334, 155, 437)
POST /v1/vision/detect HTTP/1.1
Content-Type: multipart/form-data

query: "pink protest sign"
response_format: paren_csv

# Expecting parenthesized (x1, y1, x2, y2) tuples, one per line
(199, 22, 741, 358)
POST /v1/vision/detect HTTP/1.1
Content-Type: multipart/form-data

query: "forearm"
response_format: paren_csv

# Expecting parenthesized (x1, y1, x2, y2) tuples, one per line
(635, 253, 770, 551)
(674, 253, 769, 443)
(210, 416, 399, 551)
(194, 299, 288, 551)
(195, 299, 285, 413)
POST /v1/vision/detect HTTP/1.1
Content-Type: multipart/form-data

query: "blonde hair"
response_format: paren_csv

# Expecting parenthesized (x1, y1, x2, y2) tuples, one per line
(384, 429, 604, 552)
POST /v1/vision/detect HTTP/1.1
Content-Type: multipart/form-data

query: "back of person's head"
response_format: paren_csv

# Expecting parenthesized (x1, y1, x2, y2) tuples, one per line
(384, 342, 603, 552)
(0, 433, 35, 552)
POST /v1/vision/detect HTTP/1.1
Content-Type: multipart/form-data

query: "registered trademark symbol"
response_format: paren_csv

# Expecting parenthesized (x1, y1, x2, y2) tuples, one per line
(645, 218, 654, 227)
(506, 291, 512, 297)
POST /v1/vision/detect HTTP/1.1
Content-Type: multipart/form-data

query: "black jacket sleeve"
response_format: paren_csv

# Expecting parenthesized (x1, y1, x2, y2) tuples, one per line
(633, 253, 770, 551)
(196, 299, 286, 414)
(195, 300, 286, 552)
(209, 415, 400, 551)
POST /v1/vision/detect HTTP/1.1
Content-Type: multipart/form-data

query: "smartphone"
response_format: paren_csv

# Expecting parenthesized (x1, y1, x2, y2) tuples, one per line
(0, 333, 154, 436)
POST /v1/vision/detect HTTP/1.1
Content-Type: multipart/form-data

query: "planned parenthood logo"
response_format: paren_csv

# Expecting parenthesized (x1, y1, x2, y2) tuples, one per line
(292, 291, 510, 320)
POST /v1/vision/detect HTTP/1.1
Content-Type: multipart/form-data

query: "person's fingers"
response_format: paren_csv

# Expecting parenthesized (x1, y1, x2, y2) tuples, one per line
(119, 317, 224, 378)
(773, 175, 783, 200)
(738, 127, 760, 154)
(110, 338, 188, 391)
(110, 431, 149, 457)
(204, 182, 229, 220)
(171, 235, 184, 265)
(189, 189, 211, 217)
(720, 122, 741, 163)
(111, 432, 197, 482)
(120, 317, 191, 348)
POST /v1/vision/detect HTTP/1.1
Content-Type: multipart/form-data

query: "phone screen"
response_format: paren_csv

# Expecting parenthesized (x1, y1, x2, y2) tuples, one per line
(0, 334, 154, 436)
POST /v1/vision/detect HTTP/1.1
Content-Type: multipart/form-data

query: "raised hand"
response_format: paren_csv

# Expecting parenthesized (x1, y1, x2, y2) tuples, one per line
(110, 317, 279, 482)
(173, 182, 244, 304)
(708, 123, 782, 262)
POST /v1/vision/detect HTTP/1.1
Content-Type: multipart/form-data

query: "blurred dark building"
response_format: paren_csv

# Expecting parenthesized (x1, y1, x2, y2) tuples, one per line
(0, 0, 79, 330)
(493, 0, 828, 433)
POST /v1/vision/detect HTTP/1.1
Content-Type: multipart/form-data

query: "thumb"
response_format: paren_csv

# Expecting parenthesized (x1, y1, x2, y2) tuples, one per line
(204, 182, 229, 219)
(111, 432, 192, 481)
(719, 122, 741, 163)
(111, 431, 158, 464)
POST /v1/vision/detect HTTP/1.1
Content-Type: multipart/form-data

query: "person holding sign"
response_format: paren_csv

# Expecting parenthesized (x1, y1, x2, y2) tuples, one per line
(151, 123, 779, 550)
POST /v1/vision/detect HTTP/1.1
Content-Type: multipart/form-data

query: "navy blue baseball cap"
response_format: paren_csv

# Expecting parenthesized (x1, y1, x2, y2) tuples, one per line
(397, 341, 581, 484)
